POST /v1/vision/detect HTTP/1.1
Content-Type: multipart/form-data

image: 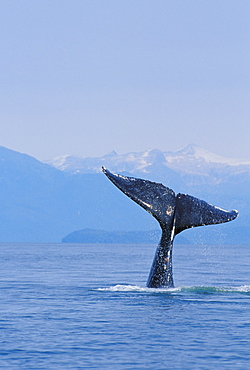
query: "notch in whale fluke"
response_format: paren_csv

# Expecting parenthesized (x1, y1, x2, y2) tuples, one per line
(102, 167, 238, 230)
(102, 167, 238, 288)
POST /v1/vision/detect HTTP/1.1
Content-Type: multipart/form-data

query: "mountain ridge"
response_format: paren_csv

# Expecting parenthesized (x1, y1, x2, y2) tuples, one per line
(46, 144, 250, 186)
(0, 145, 247, 243)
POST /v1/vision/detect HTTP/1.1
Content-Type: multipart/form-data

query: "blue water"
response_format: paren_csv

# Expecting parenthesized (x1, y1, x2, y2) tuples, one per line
(0, 243, 249, 369)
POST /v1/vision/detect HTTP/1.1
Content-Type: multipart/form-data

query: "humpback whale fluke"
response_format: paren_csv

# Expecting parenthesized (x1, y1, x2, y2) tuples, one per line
(102, 167, 238, 288)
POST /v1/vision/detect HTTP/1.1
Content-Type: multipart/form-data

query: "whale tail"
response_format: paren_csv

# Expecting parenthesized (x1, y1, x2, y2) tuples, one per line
(102, 167, 238, 234)
(102, 167, 238, 288)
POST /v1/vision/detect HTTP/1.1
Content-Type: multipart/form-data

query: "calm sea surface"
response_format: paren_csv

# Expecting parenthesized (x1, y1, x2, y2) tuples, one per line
(0, 242, 249, 369)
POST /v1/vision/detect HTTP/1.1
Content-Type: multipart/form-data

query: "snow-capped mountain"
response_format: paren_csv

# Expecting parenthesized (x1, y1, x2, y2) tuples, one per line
(0, 145, 247, 243)
(46, 144, 250, 186)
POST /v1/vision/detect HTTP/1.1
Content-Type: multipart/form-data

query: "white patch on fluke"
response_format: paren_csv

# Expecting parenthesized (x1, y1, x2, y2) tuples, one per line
(139, 200, 153, 209)
(166, 205, 174, 216)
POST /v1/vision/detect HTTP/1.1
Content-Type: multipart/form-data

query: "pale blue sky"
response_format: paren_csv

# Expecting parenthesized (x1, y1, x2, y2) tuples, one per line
(1, 0, 250, 160)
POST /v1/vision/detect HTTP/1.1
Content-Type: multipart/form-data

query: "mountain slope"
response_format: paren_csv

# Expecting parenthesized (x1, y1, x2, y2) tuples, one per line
(0, 145, 248, 243)
(0, 147, 159, 241)
(47, 144, 250, 186)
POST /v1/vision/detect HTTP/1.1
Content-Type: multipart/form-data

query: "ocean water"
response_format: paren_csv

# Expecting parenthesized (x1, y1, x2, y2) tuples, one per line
(0, 242, 249, 370)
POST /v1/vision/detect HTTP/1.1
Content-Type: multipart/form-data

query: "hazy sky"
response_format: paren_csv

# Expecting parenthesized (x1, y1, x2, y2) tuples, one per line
(1, 0, 250, 160)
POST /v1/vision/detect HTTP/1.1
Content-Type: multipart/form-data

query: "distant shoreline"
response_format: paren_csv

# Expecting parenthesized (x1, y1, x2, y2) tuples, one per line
(62, 228, 190, 244)
(62, 227, 247, 245)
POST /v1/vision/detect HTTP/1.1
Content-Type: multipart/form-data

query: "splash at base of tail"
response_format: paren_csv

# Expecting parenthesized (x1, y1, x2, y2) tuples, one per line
(102, 167, 238, 288)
